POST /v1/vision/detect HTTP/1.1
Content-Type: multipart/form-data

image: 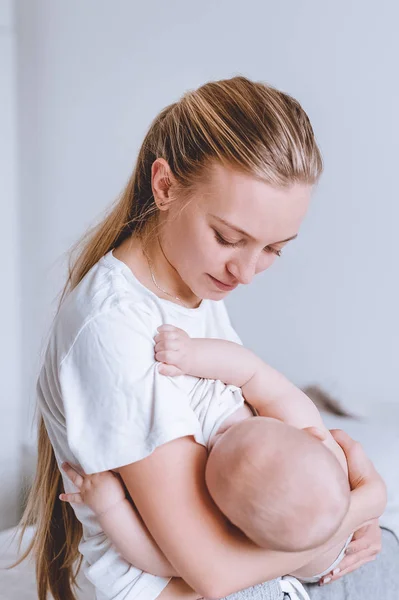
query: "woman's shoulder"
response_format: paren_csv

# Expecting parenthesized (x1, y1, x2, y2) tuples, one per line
(53, 253, 156, 364)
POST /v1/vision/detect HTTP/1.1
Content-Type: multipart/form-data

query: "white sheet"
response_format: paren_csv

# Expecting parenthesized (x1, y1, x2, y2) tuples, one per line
(0, 527, 38, 600)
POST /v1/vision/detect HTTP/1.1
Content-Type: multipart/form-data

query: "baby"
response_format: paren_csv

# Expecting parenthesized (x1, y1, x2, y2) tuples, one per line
(60, 325, 353, 584)
(206, 417, 349, 554)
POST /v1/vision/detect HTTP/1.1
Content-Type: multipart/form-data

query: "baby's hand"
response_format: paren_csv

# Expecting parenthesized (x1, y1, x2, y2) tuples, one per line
(59, 463, 126, 517)
(154, 324, 193, 377)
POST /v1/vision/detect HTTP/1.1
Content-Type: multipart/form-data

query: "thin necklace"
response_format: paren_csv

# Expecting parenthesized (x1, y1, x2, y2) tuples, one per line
(142, 244, 191, 309)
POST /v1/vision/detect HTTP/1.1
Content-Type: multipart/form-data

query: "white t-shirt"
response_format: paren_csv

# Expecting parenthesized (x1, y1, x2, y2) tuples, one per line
(38, 249, 245, 600)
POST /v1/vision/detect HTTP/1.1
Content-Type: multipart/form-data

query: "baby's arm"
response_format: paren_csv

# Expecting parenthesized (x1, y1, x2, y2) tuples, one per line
(59, 463, 178, 578)
(156, 326, 351, 581)
(155, 326, 347, 474)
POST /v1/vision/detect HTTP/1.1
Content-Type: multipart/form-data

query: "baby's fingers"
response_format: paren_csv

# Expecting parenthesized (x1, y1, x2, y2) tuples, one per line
(155, 339, 180, 352)
(155, 349, 181, 365)
(59, 492, 83, 504)
(158, 363, 183, 377)
(157, 324, 179, 333)
(154, 332, 178, 343)
(61, 462, 84, 488)
(157, 324, 188, 338)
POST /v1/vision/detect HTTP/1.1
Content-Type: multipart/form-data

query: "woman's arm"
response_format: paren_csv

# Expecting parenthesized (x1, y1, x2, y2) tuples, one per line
(290, 430, 387, 583)
(118, 433, 386, 599)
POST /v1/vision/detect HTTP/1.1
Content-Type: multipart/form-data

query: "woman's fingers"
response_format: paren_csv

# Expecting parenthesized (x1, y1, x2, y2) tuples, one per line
(61, 462, 84, 488)
(329, 429, 360, 458)
(347, 521, 382, 555)
(59, 492, 83, 504)
(330, 429, 387, 518)
(321, 520, 382, 584)
(329, 429, 371, 487)
(302, 426, 327, 441)
(321, 550, 377, 584)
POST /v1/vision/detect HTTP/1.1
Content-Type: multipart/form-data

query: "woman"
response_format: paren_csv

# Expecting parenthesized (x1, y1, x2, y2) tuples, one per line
(16, 75, 394, 600)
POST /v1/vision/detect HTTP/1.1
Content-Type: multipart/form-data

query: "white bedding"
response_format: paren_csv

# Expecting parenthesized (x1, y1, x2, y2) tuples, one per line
(0, 527, 38, 600)
(0, 526, 94, 600)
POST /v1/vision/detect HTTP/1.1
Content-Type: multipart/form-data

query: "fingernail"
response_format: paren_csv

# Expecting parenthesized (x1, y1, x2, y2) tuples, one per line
(333, 568, 340, 576)
(323, 577, 331, 584)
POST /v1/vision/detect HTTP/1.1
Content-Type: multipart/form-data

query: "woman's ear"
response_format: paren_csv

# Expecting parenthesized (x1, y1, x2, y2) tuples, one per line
(151, 158, 175, 211)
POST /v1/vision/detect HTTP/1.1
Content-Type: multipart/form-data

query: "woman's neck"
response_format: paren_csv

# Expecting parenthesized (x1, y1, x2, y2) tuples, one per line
(113, 234, 201, 309)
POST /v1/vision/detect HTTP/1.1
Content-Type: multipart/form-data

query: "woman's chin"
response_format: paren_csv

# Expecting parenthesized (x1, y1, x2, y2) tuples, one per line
(200, 287, 231, 301)
(188, 275, 234, 302)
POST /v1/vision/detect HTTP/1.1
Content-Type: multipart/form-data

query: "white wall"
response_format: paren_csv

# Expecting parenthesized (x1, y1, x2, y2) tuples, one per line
(8, 0, 399, 528)
(0, 0, 21, 529)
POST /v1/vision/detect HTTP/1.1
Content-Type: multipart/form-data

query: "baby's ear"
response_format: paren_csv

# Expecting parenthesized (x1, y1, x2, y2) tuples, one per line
(302, 426, 327, 441)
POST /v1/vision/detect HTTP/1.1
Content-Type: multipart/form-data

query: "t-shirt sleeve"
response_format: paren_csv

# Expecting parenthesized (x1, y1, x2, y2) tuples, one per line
(59, 301, 204, 473)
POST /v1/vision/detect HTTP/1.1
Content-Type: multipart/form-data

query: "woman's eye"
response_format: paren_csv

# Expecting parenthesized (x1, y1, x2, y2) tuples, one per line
(214, 230, 282, 257)
(265, 247, 283, 257)
(214, 231, 240, 248)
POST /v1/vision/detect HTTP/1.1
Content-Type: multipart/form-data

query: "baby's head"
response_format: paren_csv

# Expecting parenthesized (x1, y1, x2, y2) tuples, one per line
(205, 417, 350, 551)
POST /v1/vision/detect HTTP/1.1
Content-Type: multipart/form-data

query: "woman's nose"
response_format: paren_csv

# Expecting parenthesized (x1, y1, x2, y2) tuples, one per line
(227, 257, 257, 285)
(227, 252, 274, 284)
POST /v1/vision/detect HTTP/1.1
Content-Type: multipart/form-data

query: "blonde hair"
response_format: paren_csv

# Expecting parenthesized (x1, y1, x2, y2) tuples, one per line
(15, 75, 323, 600)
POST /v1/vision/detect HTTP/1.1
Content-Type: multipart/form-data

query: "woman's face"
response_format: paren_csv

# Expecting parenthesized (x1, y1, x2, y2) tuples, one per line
(156, 161, 313, 301)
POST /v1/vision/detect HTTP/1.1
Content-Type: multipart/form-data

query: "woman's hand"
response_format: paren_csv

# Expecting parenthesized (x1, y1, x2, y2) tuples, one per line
(331, 429, 387, 520)
(154, 324, 193, 376)
(59, 463, 127, 517)
(320, 429, 387, 585)
(320, 519, 382, 585)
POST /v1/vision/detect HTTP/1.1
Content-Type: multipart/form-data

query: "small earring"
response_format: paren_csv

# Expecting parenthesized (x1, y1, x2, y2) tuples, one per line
(159, 201, 165, 206)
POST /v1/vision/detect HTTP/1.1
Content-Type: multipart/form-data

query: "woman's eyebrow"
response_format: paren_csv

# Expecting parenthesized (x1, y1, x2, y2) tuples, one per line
(211, 215, 298, 244)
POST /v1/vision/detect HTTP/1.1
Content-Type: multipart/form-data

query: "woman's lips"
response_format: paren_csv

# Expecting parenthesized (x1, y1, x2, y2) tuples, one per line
(208, 274, 237, 291)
